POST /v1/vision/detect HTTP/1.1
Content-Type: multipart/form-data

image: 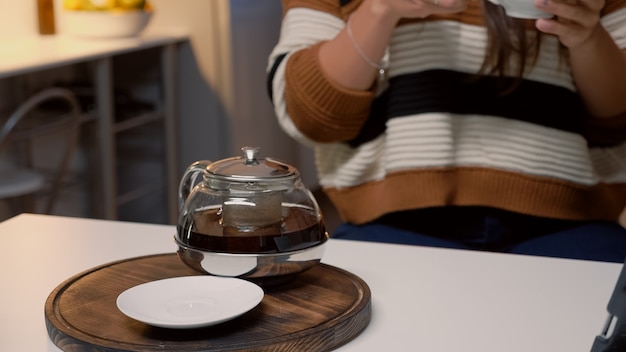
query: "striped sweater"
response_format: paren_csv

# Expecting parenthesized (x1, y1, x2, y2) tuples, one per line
(268, 0, 626, 225)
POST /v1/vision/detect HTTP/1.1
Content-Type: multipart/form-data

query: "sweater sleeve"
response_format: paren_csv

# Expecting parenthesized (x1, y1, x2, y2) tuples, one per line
(284, 42, 375, 142)
(587, 0, 626, 143)
(267, 2, 374, 144)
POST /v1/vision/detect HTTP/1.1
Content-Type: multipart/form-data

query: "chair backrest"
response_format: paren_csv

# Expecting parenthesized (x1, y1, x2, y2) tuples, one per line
(0, 87, 82, 214)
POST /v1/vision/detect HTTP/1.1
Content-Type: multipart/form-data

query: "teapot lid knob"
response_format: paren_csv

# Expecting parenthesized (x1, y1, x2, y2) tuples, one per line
(207, 146, 298, 182)
(242, 146, 260, 165)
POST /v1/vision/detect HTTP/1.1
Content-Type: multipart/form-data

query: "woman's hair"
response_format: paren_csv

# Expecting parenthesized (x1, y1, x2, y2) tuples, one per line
(480, 1, 544, 91)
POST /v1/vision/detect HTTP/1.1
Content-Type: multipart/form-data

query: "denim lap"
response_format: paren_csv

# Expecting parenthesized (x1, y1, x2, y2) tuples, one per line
(332, 221, 626, 263)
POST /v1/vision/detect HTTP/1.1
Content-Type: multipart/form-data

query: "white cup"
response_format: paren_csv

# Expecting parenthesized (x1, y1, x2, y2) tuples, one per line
(487, 0, 553, 19)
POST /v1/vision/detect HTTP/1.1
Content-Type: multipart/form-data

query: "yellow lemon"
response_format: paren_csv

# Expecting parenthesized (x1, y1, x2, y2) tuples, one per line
(63, 0, 83, 10)
(79, 0, 117, 10)
(78, 0, 99, 10)
(117, 0, 145, 9)
(105, 0, 118, 9)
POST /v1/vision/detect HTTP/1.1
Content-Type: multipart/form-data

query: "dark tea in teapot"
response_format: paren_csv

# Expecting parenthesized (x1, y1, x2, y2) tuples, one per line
(179, 204, 326, 254)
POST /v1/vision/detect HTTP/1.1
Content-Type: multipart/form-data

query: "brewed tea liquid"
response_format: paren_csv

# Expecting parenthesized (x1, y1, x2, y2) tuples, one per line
(178, 205, 326, 253)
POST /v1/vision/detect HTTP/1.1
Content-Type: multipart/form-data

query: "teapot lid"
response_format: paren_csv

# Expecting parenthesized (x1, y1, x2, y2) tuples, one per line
(207, 146, 298, 182)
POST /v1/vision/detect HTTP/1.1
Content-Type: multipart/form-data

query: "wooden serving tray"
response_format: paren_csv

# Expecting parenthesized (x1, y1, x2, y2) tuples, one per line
(45, 253, 371, 351)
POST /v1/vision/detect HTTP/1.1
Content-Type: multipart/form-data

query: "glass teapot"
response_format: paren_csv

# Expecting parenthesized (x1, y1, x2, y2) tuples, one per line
(175, 147, 328, 281)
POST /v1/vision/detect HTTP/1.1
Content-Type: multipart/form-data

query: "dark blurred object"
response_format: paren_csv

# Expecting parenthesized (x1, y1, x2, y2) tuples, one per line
(54, 83, 154, 121)
(0, 87, 81, 215)
(585, 112, 626, 147)
(37, 0, 56, 35)
(591, 258, 626, 352)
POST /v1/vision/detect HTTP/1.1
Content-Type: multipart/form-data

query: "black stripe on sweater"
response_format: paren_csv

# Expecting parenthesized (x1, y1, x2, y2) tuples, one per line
(348, 69, 588, 147)
(267, 52, 288, 103)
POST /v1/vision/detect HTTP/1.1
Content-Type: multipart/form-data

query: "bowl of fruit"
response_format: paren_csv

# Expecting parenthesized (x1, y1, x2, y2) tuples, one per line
(61, 0, 153, 38)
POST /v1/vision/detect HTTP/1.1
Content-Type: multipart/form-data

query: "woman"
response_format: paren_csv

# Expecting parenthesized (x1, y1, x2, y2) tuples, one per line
(266, 0, 626, 262)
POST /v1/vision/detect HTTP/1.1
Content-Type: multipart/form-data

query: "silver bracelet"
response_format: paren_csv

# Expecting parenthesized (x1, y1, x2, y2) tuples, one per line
(346, 14, 390, 80)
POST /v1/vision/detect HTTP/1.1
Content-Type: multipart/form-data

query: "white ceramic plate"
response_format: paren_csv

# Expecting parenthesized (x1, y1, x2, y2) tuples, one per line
(116, 276, 264, 329)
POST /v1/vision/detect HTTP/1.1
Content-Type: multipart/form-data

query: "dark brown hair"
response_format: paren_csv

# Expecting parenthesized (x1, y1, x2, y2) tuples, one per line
(480, 1, 543, 92)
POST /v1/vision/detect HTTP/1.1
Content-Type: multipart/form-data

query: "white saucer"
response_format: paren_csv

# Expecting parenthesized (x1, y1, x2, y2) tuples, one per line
(116, 276, 264, 329)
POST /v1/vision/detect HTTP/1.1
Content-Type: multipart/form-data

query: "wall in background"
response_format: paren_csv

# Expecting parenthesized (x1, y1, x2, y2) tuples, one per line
(227, 0, 317, 187)
(0, 1, 37, 38)
(133, 0, 234, 168)
(144, 0, 317, 186)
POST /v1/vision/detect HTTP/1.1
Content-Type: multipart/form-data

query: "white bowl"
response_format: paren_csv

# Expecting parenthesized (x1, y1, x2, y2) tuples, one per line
(62, 10, 152, 38)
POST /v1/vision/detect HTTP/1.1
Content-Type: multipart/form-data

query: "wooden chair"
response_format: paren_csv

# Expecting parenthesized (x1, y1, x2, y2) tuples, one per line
(0, 87, 81, 216)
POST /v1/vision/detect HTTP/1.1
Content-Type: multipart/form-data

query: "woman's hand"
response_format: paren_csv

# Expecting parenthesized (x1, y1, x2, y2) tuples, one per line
(319, 0, 469, 91)
(533, 0, 626, 118)
(370, 0, 469, 21)
(533, 0, 605, 48)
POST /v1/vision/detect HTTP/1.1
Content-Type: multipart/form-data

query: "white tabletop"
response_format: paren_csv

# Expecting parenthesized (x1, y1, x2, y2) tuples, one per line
(0, 32, 187, 79)
(0, 214, 620, 351)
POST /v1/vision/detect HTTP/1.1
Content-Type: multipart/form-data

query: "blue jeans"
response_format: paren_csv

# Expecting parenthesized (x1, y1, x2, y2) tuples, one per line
(332, 208, 626, 263)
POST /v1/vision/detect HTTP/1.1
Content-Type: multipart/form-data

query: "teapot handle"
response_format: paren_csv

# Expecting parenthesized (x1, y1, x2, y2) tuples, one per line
(178, 160, 212, 211)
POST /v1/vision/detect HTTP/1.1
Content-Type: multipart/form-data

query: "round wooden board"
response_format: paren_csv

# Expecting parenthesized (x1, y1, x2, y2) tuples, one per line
(45, 253, 371, 351)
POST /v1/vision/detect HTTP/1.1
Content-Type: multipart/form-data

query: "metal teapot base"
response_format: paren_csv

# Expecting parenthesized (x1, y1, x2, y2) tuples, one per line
(175, 237, 327, 285)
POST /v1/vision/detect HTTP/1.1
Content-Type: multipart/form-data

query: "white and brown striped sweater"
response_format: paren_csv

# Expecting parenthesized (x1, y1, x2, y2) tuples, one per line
(267, 0, 626, 225)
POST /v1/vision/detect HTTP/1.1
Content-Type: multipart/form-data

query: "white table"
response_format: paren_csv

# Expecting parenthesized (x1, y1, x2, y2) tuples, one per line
(0, 33, 187, 222)
(0, 214, 621, 351)
(0, 33, 186, 78)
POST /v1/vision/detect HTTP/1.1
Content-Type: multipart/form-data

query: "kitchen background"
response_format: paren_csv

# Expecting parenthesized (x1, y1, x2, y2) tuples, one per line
(0, 0, 339, 228)
(0, 1, 622, 230)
